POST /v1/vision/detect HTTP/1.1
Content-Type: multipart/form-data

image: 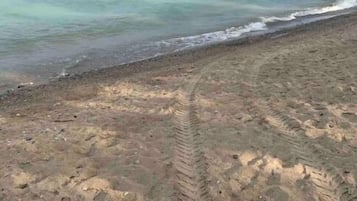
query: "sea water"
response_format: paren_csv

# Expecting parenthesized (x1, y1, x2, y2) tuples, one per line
(0, 0, 356, 89)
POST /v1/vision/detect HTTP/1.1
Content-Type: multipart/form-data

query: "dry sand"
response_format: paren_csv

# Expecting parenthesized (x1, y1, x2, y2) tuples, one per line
(0, 12, 357, 201)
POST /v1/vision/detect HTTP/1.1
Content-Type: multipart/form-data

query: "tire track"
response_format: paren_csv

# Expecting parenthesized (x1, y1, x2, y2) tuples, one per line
(240, 52, 357, 201)
(173, 66, 214, 201)
(261, 103, 357, 201)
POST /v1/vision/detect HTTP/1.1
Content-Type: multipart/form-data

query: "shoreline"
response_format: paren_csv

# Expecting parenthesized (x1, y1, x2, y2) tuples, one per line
(1, 6, 356, 95)
(1, 1, 356, 83)
(1, 9, 357, 108)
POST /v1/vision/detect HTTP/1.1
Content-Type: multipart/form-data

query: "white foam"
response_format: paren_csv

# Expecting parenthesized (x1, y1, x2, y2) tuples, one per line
(225, 22, 268, 37)
(261, 0, 357, 23)
(154, 0, 356, 53)
(164, 21, 268, 51)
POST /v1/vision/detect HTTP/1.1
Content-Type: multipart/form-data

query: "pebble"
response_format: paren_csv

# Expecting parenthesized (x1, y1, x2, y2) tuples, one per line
(18, 183, 28, 189)
(61, 197, 71, 201)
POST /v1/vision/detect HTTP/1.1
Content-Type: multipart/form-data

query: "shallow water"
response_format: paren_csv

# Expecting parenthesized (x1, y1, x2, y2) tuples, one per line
(0, 0, 356, 89)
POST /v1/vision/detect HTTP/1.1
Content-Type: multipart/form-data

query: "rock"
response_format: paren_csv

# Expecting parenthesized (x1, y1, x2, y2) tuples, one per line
(17, 82, 34, 89)
(232, 154, 239, 160)
(242, 114, 253, 123)
(18, 183, 28, 189)
(61, 197, 71, 201)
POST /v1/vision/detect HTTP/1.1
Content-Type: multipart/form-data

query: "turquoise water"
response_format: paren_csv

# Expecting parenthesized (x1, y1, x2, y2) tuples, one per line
(0, 0, 356, 88)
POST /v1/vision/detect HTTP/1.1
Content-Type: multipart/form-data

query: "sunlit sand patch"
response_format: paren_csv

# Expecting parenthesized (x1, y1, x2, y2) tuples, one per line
(238, 150, 260, 166)
(32, 175, 139, 200)
(69, 126, 118, 139)
(65, 100, 174, 116)
(196, 94, 218, 109)
(262, 155, 305, 183)
(0, 116, 6, 124)
(11, 172, 36, 189)
(98, 82, 175, 100)
(301, 104, 357, 143)
(212, 150, 311, 200)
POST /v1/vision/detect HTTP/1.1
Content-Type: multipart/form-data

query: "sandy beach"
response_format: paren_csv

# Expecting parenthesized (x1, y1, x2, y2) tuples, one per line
(0, 11, 357, 201)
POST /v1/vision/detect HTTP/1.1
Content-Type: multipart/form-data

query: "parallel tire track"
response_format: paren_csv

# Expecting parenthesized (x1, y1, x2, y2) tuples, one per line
(260, 103, 357, 201)
(173, 70, 212, 201)
(241, 53, 357, 201)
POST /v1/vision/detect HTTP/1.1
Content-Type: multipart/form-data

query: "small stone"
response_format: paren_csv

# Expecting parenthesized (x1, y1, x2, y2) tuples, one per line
(232, 154, 239, 160)
(18, 183, 28, 189)
(25, 136, 33, 141)
(16, 113, 21, 117)
(242, 115, 253, 123)
(54, 102, 62, 106)
(61, 197, 71, 201)
(135, 160, 140, 164)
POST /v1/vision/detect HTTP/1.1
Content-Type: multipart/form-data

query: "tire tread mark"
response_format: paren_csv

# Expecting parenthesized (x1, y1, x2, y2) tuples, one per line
(258, 100, 357, 201)
(173, 72, 212, 201)
(239, 53, 357, 201)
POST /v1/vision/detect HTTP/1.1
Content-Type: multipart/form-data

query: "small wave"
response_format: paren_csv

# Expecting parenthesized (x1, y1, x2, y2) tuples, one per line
(261, 0, 357, 23)
(155, 0, 356, 52)
(162, 22, 268, 51)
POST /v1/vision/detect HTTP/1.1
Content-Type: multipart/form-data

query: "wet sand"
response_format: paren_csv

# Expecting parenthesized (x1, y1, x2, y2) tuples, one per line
(0, 11, 357, 201)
